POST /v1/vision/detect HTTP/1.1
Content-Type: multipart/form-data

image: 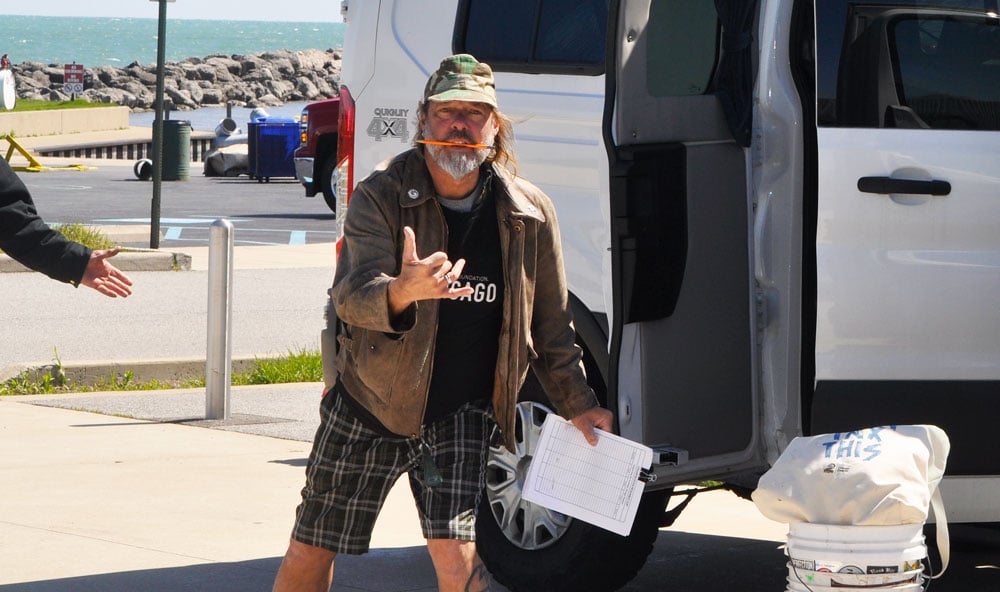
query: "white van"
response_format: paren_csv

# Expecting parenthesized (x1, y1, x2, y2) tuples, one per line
(331, 1, 1000, 589)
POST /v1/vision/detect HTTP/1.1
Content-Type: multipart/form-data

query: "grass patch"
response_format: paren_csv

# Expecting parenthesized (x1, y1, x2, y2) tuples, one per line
(0, 224, 114, 255)
(233, 348, 323, 386)
(53, 223, 116, 250)
(5, 99, 119, 113)
(0, 348, 323, 396)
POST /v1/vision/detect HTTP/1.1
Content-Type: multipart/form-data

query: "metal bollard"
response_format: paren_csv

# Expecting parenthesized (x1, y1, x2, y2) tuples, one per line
(206, 219, 234, 420)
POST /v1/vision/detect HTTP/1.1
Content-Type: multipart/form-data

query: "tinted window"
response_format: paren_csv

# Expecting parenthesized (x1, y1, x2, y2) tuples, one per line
(892, 17, 1000, 129)
(816, 0, 1000, 130)
(457, 0, 608, 74)
(461, 0, 536, 63)
(647, 0, 719, 97)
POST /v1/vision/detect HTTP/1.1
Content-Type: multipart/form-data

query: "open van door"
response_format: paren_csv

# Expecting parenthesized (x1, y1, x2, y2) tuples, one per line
(604, 0, 768, 486)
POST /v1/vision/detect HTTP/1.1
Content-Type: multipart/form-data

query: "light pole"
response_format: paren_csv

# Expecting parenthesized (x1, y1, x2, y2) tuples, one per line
(149, 0, 175, 249)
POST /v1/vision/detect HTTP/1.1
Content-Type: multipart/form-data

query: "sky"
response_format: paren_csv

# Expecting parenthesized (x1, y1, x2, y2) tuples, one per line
(0, 0, 343, 22)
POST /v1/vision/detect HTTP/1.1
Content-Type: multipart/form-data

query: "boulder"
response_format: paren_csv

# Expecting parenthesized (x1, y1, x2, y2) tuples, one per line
(164, 86, 198, 110)
(180, 80, 205, 104)
(200, 88, 227, 105)
(9, 48, 341, 112)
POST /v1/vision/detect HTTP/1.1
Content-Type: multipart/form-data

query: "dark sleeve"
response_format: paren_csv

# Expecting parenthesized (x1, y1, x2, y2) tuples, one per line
(0, 158, 91, 285)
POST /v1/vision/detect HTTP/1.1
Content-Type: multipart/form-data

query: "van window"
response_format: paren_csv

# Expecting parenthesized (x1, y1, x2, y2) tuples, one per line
(891, 16, 1000, 129)
(647, 0, 719, 97)
(816, 0, 1000, 130)
(456, 0, 608, 74)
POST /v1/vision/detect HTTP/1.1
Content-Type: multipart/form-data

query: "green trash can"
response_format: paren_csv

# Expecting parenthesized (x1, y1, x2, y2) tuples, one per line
(162, 119, 191, 181)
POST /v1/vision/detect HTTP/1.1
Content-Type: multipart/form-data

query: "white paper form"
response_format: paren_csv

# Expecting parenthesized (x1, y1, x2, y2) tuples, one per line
(522, 414, 654, 536)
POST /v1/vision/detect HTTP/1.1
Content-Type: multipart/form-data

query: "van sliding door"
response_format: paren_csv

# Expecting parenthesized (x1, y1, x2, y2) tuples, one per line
(605, 0, 763, 483)
(811, 1, 1000, 490)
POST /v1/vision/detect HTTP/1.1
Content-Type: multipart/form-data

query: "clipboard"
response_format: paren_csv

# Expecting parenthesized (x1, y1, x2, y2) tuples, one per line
(522, 414, 654, 536)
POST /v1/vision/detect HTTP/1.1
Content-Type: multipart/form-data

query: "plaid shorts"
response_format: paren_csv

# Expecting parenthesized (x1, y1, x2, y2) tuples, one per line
(290, 392, 495, 554)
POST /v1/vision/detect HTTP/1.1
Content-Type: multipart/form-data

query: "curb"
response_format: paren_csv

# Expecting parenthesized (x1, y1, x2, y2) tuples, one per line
(1, 356, 277, 387)
(0, 249, 191, 273)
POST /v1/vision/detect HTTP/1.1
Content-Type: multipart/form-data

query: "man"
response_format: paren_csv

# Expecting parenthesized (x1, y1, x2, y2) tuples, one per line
(1, 158, 132, 297)
(273, 54, 611, 592)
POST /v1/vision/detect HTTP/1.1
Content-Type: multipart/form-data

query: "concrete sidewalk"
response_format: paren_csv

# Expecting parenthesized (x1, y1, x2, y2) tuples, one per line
(0, 388, 443, 592)
(0, 387, 789, 592)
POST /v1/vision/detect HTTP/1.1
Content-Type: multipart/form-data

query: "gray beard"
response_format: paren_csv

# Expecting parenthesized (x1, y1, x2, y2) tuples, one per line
(427, 145, 487, 180)
(426, 128, 496, 181)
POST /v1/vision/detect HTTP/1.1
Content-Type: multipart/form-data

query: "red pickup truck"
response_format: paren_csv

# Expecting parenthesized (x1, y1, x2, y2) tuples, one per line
(293, 97, 341, 211)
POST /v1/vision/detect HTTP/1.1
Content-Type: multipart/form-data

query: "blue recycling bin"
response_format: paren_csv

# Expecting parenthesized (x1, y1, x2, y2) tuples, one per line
(247, 117, 299, 182)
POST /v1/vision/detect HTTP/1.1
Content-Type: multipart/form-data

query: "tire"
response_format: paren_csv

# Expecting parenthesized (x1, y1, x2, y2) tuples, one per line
(319, 152, 337, 212)
(476, 398, 669, 592)
(133, 158, 153, 180)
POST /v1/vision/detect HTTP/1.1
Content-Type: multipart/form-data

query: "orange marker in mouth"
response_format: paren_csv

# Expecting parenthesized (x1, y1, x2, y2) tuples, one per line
(417, 139, 491, 149)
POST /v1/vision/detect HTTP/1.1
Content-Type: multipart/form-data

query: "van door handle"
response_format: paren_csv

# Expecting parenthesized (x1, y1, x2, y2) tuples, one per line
(857, 177, 951, 196)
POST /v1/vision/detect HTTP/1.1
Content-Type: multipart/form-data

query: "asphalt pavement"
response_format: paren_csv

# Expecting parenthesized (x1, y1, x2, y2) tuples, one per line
(9, 137, 337, 250)
(2, 143, 998, 591)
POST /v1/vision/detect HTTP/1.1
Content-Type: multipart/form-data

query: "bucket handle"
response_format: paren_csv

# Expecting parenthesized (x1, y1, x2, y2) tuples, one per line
(927, 486, 950, 580)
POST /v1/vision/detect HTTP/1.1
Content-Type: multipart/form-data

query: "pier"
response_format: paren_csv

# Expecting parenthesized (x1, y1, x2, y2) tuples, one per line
(29, 129, 216, 162)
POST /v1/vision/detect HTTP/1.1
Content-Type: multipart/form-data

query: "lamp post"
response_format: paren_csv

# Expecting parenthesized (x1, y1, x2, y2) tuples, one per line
(149, 0, 175, 249)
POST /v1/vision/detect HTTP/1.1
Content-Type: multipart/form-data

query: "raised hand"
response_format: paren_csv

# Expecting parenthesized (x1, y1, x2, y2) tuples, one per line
(388, 226, 474, 316)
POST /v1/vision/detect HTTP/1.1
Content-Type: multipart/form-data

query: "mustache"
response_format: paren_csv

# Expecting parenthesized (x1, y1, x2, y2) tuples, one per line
(445, 131, 474, 143)
(417, 139, 491, 149)
(417, 130, 491, 150)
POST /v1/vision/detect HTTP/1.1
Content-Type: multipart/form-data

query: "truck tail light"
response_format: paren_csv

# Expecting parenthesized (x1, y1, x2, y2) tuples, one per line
(334, 85, 356, 259)
(298, 109, 309, 146)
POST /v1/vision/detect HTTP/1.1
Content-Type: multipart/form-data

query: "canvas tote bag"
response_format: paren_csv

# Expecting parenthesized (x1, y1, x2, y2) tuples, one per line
(752, 425, 950, 577)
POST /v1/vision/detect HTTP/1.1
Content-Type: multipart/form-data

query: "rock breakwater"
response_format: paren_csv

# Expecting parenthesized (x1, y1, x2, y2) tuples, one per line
(8, 48, 341, 111)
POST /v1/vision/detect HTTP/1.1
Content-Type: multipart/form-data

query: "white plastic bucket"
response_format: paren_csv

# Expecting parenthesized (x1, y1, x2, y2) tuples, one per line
(785, 523, 926, 591)
(787, 565, 924, 591)
(786, 575, 923, 592)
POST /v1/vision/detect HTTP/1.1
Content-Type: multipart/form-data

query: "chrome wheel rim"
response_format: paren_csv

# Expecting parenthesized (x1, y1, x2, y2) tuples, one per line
(483, 401, 573, 550)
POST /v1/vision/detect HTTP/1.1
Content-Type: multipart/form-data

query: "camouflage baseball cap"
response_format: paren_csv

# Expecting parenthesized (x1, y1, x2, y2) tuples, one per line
(422, 54, 497, 109)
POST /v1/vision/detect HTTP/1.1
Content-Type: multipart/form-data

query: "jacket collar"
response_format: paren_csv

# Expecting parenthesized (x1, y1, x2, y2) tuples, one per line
(395, 150, 545, 223)
(493, 165, 545, 223)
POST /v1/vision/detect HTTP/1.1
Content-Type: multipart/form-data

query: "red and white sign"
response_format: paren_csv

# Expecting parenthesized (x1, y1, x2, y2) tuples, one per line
(64, 63, 84, 95)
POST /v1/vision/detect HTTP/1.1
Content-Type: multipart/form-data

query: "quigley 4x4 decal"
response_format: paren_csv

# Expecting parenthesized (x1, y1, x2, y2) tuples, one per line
(366, 107, 410, 142)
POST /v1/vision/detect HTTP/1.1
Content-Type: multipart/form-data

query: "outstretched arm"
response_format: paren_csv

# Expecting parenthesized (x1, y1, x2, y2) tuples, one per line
(1, 159, 91, 284)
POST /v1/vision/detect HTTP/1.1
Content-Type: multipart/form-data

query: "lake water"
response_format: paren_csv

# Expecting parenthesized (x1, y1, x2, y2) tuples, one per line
(129, 102, 311, 132)
(0, 15, 343, 68)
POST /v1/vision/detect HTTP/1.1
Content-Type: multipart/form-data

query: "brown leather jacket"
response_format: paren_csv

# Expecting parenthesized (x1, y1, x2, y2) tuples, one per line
(328, 149, 598, 449)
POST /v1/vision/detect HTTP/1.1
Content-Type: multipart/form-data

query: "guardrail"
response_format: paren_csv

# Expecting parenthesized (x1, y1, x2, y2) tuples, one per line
(32, 132, 215, 162)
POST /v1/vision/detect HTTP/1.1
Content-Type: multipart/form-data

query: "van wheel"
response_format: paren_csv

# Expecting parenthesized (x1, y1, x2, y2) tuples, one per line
(476, 400, 667, 592)
(319, 153, 337, 212)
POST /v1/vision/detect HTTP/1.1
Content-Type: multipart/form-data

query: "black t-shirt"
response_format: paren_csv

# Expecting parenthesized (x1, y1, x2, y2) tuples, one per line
(423, 180, 505, 423)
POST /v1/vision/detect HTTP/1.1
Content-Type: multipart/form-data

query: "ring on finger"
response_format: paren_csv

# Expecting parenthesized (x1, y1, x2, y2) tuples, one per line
(443, 273, 453, 283)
